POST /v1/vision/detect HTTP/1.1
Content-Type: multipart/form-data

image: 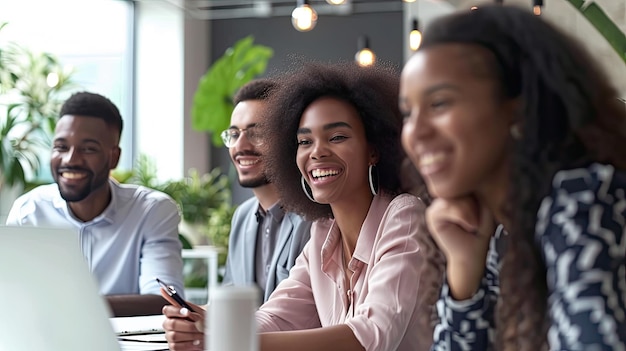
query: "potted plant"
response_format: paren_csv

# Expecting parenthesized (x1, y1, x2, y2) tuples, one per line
(161, 169, 234, 290)
(112, 155, 235, 248)
(191, 35, 273, 146)
(162, 168, 233, 245)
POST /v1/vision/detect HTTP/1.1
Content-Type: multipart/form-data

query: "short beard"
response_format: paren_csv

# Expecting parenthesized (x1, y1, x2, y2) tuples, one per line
(59, 185, 92, 202)
(239, 175, 270, 188)
(55, 166, 109, 203)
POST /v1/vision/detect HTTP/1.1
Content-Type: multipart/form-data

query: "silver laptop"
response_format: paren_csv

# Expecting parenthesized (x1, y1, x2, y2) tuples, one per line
(0, 225, 121, 351)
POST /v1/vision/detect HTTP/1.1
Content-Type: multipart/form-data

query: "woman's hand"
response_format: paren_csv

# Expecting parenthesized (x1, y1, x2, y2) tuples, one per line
(161, 289, 206, 351)
(426, 196, 495, 300)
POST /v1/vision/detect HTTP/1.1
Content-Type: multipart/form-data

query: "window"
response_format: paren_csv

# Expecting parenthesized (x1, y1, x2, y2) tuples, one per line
(0, 0, 134, 175)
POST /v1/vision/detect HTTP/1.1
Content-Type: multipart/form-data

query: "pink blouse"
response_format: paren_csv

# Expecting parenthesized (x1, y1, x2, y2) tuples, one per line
(256, 193, 424, 351)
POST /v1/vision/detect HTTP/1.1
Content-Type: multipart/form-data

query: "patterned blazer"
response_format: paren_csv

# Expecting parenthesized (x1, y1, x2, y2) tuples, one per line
(432, 163, 626, 350)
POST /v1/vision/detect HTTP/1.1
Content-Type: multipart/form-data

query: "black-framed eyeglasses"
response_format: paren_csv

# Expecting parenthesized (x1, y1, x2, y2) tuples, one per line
(220, 127, 263, 148)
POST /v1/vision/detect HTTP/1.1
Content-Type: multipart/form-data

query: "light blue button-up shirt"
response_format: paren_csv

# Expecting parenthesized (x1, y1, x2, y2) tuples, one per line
(6, 179, 185, 297)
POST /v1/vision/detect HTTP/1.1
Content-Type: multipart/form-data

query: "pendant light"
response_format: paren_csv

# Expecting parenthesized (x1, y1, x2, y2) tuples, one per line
(409, 18, 422, 51)
(355, 36, 376, 67)
(533, 0, 543, 15)
(292, 0, 318, 32)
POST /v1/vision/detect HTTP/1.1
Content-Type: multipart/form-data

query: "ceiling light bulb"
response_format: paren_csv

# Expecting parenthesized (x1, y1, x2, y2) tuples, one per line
(326, 0, 346, 4)
(355, 36, 376, 67)
(533, 0, 543, 15)
(292, 3, 318, 32)
(409, 19, 422, 51)
(409, 30, 422, 51)
(355, 48, 376, 67)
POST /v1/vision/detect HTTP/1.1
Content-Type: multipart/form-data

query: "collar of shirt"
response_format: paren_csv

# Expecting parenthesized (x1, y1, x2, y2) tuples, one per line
(256, 201, 285, 223)
(319, 193, 392, 273)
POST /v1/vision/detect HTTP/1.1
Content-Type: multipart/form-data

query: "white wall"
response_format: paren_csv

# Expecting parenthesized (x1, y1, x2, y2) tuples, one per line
(182, 4, 211, 176)
(134, 0, 211, 181)
(135, 1, 184, 181)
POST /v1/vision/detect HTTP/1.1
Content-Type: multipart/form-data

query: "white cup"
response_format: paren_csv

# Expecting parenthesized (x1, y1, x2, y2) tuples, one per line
(205, 285, 260, 351)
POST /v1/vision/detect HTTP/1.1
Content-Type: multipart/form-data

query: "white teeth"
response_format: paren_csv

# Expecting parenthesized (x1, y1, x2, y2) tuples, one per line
(239, 159, 259, 166)
(312, 169, 339, 178)
(420, 153, 447, 167)
(62, 172, 86, 180)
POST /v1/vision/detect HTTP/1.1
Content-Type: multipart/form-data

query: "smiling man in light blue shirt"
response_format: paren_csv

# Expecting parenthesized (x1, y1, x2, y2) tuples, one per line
(6, 92, 184, 306)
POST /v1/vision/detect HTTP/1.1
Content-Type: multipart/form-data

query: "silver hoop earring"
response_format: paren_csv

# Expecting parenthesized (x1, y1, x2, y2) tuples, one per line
(301, 176, 317, 203)
(368, 164, 379, 196)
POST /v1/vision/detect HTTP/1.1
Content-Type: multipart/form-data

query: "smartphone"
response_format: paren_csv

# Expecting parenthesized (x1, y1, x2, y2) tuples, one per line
(156, 277, 195, 312)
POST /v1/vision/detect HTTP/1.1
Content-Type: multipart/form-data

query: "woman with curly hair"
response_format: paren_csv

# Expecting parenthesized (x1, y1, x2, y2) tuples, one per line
(162, 61, 429, 351)
(400, 4, 626, 350)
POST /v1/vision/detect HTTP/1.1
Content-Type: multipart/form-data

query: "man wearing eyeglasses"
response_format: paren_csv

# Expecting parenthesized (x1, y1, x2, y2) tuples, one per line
(220, 79, 311, 303)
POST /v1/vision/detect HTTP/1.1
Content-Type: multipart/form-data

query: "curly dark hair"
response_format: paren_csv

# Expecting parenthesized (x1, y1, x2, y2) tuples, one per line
(59, 91, 123, 141)
(233, 78, 277, 104)
(261, 60, 406, 221)
(413, 4, 626, 350)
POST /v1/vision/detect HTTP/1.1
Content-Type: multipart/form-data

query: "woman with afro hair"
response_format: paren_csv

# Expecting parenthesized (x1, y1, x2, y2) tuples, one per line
(162, 60, 431, 351)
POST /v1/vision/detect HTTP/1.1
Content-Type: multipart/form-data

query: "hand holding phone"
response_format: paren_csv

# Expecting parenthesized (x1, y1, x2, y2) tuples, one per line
(156, 277, 195, 312)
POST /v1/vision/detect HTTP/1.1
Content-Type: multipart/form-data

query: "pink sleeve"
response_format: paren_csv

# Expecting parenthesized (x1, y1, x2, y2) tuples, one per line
(255, 239, 322, 331)
(347, 196, 422, 351)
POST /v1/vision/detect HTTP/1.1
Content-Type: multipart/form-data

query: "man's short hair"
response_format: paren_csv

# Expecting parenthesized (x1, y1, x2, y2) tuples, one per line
(59, 91, 123, 140)
(233, 79, 277, 105)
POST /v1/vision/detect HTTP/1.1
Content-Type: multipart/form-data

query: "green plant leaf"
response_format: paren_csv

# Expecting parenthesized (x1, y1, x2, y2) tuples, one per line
(206, 203, 236, 249)
(565, 0, 626, 65)
(191, 35, 273, 146)
(161, 168, 233, 223)
(6, 158, 25, 187)
(110, 168, 134, 183)
(179, 233, 193, 250)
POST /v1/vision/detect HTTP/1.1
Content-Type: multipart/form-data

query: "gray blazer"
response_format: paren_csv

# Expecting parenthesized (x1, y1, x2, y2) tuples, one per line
(222, 197, 312, 302)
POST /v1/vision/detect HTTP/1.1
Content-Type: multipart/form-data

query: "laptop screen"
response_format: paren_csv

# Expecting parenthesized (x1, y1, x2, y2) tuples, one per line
(0, 225, 121, 351)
